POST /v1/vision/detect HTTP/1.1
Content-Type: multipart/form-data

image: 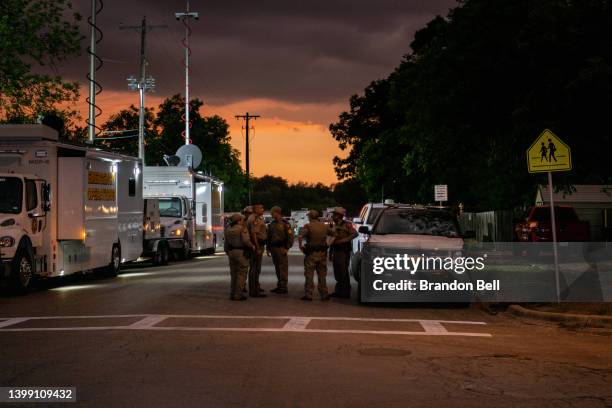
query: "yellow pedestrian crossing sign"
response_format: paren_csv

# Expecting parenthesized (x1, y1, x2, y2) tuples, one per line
(527, 129, 571, 173)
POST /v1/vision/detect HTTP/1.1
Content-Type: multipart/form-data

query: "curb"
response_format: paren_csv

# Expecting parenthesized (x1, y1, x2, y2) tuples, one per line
(508, 305, 612, 327)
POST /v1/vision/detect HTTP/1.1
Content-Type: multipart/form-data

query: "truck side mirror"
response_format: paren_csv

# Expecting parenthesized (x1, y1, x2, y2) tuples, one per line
(42, 183, 51, 212)
(358, 226, 370, 234)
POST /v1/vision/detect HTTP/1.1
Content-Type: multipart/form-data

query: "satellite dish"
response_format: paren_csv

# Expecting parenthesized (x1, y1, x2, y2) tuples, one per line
(176, 144, 202, 168)
(163, 155, 181, 166)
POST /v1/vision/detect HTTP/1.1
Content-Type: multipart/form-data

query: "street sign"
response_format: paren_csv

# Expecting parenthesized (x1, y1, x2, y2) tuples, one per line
(526, 129, 572, 303)
(434, 185, 448, 202)
(527, 129, 571, 173)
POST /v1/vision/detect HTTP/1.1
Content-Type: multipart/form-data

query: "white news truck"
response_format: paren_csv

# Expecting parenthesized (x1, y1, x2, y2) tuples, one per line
(0, 124, 167, 291)
(143, 166, 224, 256)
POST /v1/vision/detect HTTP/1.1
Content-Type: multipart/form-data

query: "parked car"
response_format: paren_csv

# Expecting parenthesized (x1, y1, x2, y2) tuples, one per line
(290, 209, 309, 236)
(350, 205, 474, 303)
(514, 206, 590, 242)
(263, 212, 272, 225)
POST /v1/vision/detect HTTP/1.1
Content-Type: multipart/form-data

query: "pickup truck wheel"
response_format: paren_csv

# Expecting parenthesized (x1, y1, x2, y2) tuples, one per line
(10, 248, 34, 293)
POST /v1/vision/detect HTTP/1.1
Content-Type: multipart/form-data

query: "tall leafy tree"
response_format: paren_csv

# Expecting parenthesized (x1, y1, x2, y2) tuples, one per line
(98, 105, 159, 162)
(0, 0, 82, 123)
(331, 0, 612, 211)
(154, 94, 246, 210)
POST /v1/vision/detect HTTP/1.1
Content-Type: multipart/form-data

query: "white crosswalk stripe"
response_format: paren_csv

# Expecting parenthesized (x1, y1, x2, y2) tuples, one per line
(0, 314, 492, 337)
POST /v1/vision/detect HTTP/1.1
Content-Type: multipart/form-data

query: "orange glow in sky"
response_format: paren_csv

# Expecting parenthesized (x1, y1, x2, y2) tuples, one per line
(82, 91, 344, 185)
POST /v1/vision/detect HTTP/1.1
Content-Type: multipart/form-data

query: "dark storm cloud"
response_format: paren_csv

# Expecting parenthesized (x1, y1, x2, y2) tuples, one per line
(65, 0, 456, 105)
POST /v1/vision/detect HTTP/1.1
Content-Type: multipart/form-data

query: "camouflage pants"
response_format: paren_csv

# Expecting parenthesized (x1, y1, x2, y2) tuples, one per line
(249, 249, 264, 295)
(270, 247, 289, 289)
(228, 249, 249, 299)
(332, 249, 352, 297)
(304, 251, 328, 299)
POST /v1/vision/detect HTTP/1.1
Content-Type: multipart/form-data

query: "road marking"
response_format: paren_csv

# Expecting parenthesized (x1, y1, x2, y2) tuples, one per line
(0, 314, 492, 337)
(283, 317, 312, 331)
(0, 318, 30, 328)
(420, 321, 448, 333)
(129, 315, 168, 328)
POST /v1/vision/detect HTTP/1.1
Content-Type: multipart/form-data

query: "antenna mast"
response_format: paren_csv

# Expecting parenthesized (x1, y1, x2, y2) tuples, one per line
(175, 1, 199, 145)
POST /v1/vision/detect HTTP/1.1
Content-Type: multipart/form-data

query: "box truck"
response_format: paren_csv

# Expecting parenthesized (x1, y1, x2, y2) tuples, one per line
(143, 166, 224, 256)
(0, 124, 168, 291)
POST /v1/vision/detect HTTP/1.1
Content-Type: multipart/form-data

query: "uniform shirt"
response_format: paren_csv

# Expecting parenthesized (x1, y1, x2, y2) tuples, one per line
(331, 220, 357, 251)
(247, 214, 268, 243)
(267, 219, 294, 249)
(224, 224, 253, 252)
(299, 219, 332, 249)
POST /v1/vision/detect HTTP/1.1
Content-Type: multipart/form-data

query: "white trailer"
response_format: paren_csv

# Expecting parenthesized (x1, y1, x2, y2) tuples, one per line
(143, 166, 224, 255)
(0, 124, 166, 291)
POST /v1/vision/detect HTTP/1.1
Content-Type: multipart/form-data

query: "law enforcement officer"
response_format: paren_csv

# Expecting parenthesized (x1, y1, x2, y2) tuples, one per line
(241, 206, 254, 294)
(329, 207, 358, 299)
(223, 214, 254, 301)
(247, 204, 267, 297)
(267, 206, 294, 293)
(298, 210, 331, 301)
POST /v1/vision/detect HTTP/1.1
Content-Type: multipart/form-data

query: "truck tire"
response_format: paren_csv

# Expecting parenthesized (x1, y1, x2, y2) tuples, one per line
(205, 236, 217, 255)
(178, 235, 191, 260)
(153, 241, 169, 266)
(10, 245, 34, 294)
(105, 244, 121, 277)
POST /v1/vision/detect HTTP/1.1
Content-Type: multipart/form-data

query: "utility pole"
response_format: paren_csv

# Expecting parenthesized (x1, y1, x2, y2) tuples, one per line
(175, 1, 199, 145)
(235, 112, 260, 205)
(121, 17, 165, 164)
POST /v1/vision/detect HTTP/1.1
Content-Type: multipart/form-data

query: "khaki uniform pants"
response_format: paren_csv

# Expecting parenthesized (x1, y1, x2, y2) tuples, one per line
(304, 251, 328, 298)
(249, 248, 264, 295)
(228, 249, 249, 299)
(332, 249, 352, 297)
(270, 247, 289, 289)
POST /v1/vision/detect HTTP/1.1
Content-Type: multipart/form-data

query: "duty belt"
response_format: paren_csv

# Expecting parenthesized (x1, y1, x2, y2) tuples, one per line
(305, 245, 327, 254)
(269, 241, 286, 248)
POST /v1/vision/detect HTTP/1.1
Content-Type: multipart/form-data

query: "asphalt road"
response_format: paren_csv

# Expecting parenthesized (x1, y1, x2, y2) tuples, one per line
(0, 249, 611, 408)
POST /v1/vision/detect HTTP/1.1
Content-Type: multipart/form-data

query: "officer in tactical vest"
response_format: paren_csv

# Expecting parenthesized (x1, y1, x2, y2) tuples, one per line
(223, 214, 254, 301)
(298, 210, 332, 301)
(329, 207, 358, 298)
(267, 206, 294, 293)
(247, 204, 267, 297)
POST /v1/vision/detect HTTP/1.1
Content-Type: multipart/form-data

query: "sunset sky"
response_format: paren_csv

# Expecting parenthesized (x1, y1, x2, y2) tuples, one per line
(63, 0, 456, 185)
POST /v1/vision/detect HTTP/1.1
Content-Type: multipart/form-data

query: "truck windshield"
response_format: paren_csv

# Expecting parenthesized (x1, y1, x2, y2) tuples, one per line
(0, 177, 23, 214)
(373, 209, 460, 237)
(159, 197, 183, 218)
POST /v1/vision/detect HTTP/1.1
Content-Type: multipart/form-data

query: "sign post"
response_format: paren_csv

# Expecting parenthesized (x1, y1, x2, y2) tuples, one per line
(434, 185, 448, 207)
(527, 129, 572, 303)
